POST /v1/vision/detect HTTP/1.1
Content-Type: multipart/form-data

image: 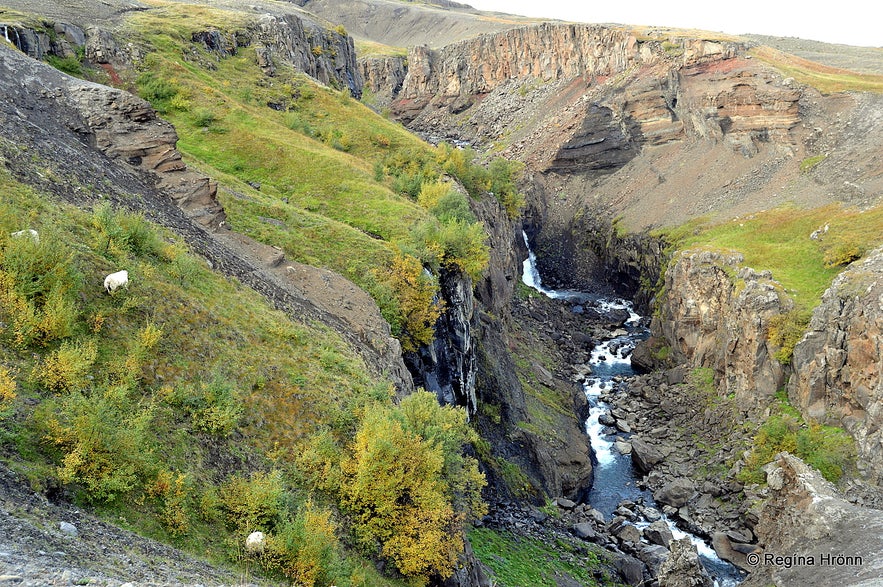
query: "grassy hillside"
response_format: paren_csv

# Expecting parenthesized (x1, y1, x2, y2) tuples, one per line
(0, 2, 533, 583)
(0, 165, 407, 584)
(661, 203, 883, 312)
(120, 1, 522, 350)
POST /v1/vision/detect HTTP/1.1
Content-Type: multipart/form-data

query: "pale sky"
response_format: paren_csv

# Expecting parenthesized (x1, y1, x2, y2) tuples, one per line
(464, 0, 881, 48)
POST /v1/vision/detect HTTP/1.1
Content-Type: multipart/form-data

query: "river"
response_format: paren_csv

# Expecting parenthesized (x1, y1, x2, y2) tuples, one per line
(521, 232, 743, 586)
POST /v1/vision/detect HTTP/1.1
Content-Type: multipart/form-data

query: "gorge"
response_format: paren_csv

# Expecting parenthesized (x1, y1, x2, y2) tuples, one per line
(0, 0, 882, 586)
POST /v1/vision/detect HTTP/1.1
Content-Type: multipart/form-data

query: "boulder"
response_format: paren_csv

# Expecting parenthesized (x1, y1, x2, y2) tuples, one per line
(644, 520, 674, 548)
(637, 544, 670, 573)
(613, 554, 646, 586)
(59, 521, 78, 538)
(654, 478, 696, 508)
(657, 537, 713, 587)
(556, 497, 576, 510)
(573, 522, 596, 540)
(630, 438, 667, 474)
(614, 523, 642, 544)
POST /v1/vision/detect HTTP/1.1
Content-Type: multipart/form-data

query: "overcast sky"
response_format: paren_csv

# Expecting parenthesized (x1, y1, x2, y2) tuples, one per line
(464, 0, 881, 47)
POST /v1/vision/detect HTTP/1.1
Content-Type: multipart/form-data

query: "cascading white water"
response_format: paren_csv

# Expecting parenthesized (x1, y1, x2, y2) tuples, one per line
(520, 230, 742, 586)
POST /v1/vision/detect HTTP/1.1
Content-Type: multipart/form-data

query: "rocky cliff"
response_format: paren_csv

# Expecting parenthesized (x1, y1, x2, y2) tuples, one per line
(634, 250, 792, 413)
(745, 453, 883, 586)
(2, 9, 364, 98)
(364, 22, 883, 301)
(789, 246, 883, 483)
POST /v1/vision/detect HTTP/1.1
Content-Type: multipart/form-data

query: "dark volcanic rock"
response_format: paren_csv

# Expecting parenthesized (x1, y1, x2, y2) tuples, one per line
(630, 437, 667, 474)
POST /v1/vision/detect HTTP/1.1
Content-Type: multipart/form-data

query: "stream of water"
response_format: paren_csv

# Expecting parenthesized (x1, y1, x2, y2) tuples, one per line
(521, 232, 743, 586)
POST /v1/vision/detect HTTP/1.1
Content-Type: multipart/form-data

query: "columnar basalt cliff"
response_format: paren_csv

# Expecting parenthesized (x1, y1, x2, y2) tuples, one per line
(789, 246, 883, 483)
(407, 269, 478, 414)
(634, 250, 792, 413)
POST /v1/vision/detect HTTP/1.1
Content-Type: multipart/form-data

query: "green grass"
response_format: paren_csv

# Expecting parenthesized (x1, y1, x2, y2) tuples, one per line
(751, 45, 883, 94)
(121, 5, 511, 346)
(469, 527, 619, 587)
(738, 391, 856, 484)
(0, 165, 394, 580)
(660, 203, 883, 311)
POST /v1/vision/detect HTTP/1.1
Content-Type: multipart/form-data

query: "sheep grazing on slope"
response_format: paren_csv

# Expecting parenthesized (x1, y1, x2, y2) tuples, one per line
(104, 270, 129, 293)
(10, 229, 39, 243)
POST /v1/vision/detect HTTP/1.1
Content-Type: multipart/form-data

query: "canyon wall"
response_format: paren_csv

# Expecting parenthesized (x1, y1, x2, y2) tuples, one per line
(2, 13, 364, 98)
(635, 250, 792, 413)
(789, 246, 883, 483)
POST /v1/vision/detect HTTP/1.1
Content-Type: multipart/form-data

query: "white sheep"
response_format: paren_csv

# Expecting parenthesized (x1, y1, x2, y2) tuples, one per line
(10, 229, 39, 243)
(245, 531, 266, 553)
(103, 270, 129, 293)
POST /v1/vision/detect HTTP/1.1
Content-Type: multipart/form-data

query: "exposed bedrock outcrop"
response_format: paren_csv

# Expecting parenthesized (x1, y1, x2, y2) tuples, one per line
(362, 23, 801, 168)
(359, 23, 809, 302)
(3, 11, 363, 98)
(406, 268, 478, 413)
(788, 246, 883, 483)
(634, 250, 792, 412)
(415, 188, 594, 501)
(744, 453, 883, 587)
(246, 14, 363, 97)
(359, 56, 407, 110)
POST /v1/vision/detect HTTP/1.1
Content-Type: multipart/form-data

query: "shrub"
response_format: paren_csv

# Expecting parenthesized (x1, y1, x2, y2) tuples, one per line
(823, 241, 864, 268)
(114, 322, 163, 387)
(136, 71, 181, 112)
(0, 233, 82, 346)
(738, 395, 856, 484)
(219, 470, 285, 532)
(32, 339, 98, 393)
(417, 181, 451, 211)
(37, 384, 155, 502)
(192, 108, 217, 127)
(91, 202, 163, 260)
(340, 392, 486, 582)
(384, 253, 443, 352)
(431, 190, 477, 224)
(147, 469, 191, 536)
(46, 54, 84, 76)
(767, 310, 811, 364)
(0, 365, 16, 412)
(165, 375, 242, 436)
(341, 403, 459, 580)
(415, 218, 490, 281)
(258, 502, 341, 586)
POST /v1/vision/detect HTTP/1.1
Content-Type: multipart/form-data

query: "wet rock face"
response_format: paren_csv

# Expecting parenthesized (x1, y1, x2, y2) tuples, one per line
(406, 269, 478, 413)
(788, 246, 883, 483)
(640, 249, 792, 413)
(745, 453, 883, 587)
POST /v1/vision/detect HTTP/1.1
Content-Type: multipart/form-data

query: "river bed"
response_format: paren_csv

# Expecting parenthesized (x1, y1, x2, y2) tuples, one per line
(521, 232, 743, 586)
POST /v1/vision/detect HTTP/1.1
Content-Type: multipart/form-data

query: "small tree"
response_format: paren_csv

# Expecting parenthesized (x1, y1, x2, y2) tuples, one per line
(340, 392, 486, 583)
